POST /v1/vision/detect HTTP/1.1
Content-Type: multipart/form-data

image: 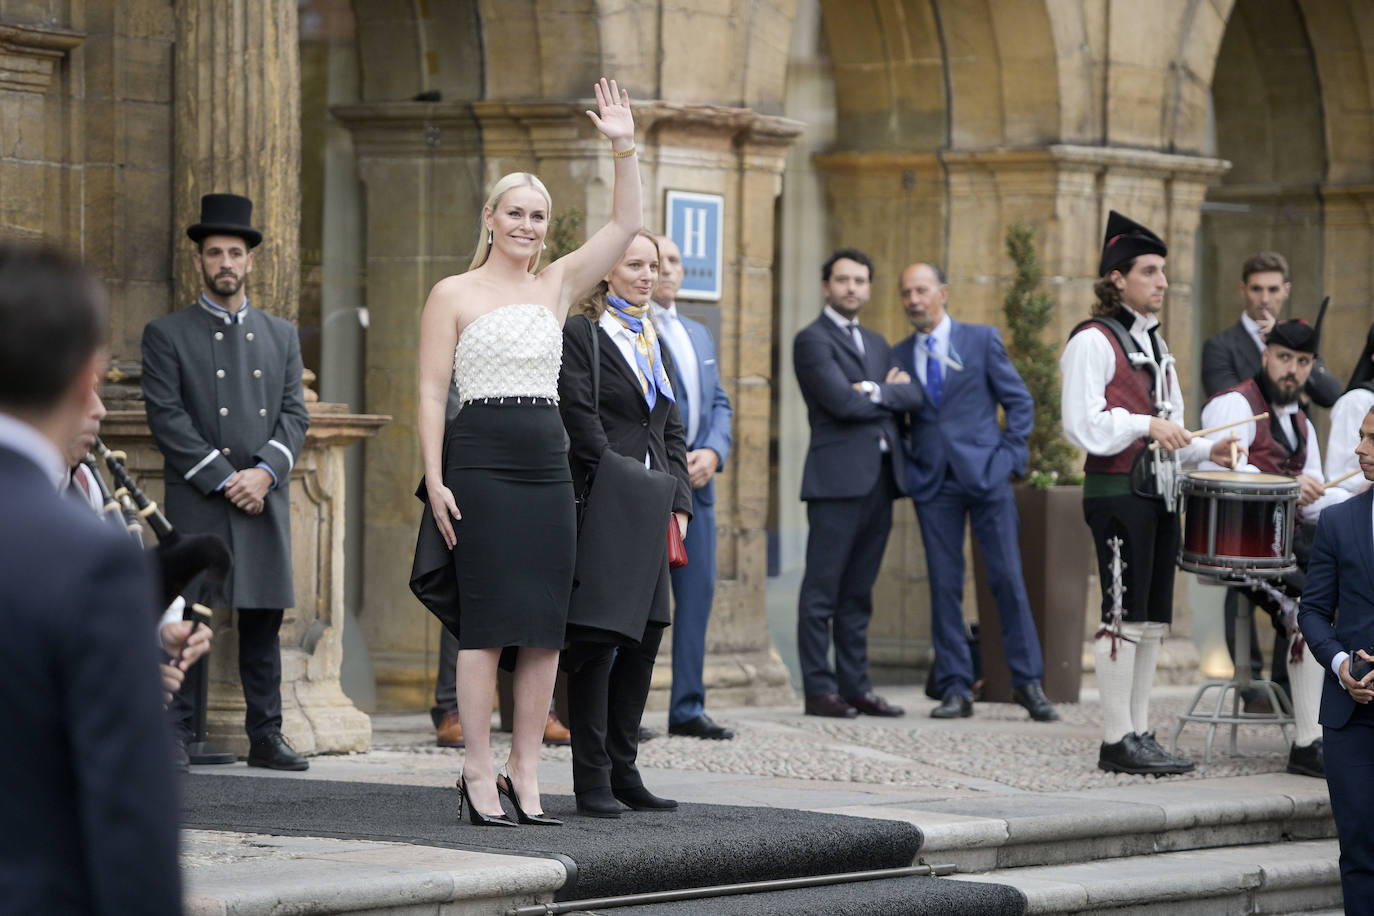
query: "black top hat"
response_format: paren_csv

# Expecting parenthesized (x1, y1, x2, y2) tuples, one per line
(1099, 210, 1167, 276)
(186, 193, 262, 248)
(1267, 319, 1319, 354)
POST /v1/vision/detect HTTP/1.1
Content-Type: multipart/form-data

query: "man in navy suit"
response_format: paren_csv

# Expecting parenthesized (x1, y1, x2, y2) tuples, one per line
(0, 242, 181, 914)
(893, 263, 1058, 722)
(794, 248, 923, 718)
(652, 236, 735, 740)
(1298, 406, 1374, 914)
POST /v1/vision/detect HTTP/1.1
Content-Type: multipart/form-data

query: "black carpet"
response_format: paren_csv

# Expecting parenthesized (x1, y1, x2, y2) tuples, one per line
(181, 774, 1020, 912)
(594, 876, 1025, 915)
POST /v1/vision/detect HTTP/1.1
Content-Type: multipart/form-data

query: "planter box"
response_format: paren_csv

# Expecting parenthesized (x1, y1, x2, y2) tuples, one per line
(973, 483, 1092, 703)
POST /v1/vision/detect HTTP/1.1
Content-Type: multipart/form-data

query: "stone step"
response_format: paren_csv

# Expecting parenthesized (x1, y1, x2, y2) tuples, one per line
(951, 838, 1341, 915)
(890, 773, 1334, 873)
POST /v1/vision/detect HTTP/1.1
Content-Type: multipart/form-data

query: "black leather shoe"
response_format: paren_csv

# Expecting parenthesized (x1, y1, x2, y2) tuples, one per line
(844, 692, 906, 717)
(637, 725, 660, 743)
(1011, 683, 1060, 722)
(247, 732, 309, 771)
(1288, 739, 1324, 778)
(1241, 687, 1275, 715)
(1137, 732, 1196, 772)
(668, 714, 735, 740)
(1098, 733, 1191, 776)
(805, 693, 858, 718)
(575, 787, 624, 819)
(930, 693, 973, 719)
(613, 784, 678, 810)
(172, 737, 189, 773)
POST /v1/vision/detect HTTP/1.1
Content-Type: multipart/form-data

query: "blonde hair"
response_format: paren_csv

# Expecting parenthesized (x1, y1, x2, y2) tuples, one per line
(571, 230, 660, 319)
(469, 172, 553, 273)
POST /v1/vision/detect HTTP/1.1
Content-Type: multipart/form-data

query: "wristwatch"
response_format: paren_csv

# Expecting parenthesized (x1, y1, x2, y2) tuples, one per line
(859, 380, 879, 397)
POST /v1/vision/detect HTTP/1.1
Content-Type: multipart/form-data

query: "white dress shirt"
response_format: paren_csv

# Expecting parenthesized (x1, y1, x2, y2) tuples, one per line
(0, 413, 67, 492)
(1059, 306, 1213, 465)
(1239, 311, 1267, 354)
(913, 314, 951, 386)
(1199, 391, 1349, 524)
(1326, 388, 1374, 495)
(650, 302, 701, 446)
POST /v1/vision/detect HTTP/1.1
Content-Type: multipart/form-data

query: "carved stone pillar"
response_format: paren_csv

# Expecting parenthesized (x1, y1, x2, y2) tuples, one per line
(172, 0, 301, 319)
(102, 405, 386, 756)
(1318, 184, 1374, 381)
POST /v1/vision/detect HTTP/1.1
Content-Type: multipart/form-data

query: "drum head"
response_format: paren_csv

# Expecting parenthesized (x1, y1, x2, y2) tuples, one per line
(1185, 470, 1294, 486)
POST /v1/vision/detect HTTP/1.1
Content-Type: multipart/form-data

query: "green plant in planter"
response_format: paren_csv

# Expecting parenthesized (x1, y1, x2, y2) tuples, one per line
(1002, 222, 1081, 489)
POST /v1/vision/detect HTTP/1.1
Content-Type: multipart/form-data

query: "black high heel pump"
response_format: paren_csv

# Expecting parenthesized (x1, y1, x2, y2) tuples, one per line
(456, 774, 517, 827)
(496, 765, 563, 826)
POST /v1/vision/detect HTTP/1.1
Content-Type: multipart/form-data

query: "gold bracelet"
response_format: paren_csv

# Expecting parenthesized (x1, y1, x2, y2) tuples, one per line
(612, 144, 637, 159)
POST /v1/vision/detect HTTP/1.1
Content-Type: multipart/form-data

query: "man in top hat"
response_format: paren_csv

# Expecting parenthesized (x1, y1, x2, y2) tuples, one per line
(142, 193, 312, 769)
(1199, 318, 1348, 777)
(1061, 210, 1238, 775)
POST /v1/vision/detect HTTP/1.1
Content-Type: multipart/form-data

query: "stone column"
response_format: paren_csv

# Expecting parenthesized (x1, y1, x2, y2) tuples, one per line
(173, 0, 300, 319)
(331, 101, 483, 710)
(1318, 184, 1374, 381)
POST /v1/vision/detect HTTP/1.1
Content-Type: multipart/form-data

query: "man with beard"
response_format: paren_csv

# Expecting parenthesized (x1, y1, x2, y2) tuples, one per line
(793, 248, 922, 718)
(1199, 319, 1348, 777)
(142, 193, 311, 769)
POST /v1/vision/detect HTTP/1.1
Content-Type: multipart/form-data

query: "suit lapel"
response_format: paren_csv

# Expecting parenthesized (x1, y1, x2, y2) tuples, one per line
(600, 326, 651, 414)
(1356, 489, 1374, 586)
(822, 317, 867, 375)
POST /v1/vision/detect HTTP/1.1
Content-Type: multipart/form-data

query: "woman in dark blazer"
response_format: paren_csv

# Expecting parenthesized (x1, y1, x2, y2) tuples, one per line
(558, 230, 693, 818)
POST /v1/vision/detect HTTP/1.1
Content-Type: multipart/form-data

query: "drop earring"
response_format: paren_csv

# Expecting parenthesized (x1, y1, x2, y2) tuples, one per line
(541, 242, 548, 250)
(488, 230, 493, 245)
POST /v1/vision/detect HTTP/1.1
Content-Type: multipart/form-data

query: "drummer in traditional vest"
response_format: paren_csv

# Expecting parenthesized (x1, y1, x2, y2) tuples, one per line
(1061, 210, 1240, 776)
(1199, 318, 1349, 778)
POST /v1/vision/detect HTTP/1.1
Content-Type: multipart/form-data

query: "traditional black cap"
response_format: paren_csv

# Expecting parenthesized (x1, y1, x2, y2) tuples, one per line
(186, 193, 262, 248)
(1098, 210, 1167, 277)
(1267, 319, 1318, 353)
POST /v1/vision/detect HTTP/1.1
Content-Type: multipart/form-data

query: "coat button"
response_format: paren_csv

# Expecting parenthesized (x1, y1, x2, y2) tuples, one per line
(246, 332, 254, 341)
(259, 408, 267, 417)
(641, 419, 648, 427)
(253, 369, 262, 378)
(219, 407, 229, 416)
(214, 331, 224, 341)
(221, 447, 231, 456)
(216, 369, 225, 378)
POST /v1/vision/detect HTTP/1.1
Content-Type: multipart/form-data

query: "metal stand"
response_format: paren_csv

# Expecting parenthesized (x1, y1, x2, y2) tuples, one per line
(1172, 592, 1293, 762)
(185, 657, 235, 765)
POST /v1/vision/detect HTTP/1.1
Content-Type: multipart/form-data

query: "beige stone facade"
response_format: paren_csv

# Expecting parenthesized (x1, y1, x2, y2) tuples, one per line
(4, 0, 1374, 716)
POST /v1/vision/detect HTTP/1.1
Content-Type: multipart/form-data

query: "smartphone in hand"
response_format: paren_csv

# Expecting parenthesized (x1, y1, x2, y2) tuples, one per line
(1351, 653, 1373, 681)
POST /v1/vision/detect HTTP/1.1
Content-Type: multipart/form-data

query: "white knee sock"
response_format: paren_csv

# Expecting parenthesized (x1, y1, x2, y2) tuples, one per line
(1289, 634, 1324, 748)
(1130, 623, 1166, 736)
(1096, 622, 1141, 744)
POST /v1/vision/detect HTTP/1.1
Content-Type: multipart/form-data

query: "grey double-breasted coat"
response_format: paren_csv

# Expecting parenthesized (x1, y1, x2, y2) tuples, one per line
(141, 300, 309, 609)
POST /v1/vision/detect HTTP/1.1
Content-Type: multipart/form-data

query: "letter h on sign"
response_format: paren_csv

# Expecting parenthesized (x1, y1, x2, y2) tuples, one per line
(665, 190, 724, 302)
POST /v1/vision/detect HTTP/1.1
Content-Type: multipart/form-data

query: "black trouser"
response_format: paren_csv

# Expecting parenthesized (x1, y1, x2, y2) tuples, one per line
(562, 625, 664, 795)
(430, 627, 460, 728)
(1083, 493, 1178, 623)
(170, 608, 284, 742)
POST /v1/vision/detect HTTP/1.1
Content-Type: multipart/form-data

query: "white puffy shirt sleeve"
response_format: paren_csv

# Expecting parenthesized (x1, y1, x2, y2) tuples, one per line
(1326, 389, 1374, 494)
(1060, 326, 1153, 457)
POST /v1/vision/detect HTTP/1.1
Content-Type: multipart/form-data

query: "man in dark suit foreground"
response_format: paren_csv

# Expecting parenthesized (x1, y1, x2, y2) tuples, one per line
(0, 242, 181, 914)
(892, 263, 1057, 722)
(1298, 406, 1374, 915)
(794, 248, 923, 718)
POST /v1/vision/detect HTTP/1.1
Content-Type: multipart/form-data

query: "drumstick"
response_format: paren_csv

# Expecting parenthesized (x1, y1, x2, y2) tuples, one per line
(1229, 439, 1238, 469)
(1148, 412, 1269, 451)
(1325, 468, 1363, 490)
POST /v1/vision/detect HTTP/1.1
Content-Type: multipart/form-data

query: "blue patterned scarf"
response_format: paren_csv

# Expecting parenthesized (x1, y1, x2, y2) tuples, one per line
(608, 295, 676, 410)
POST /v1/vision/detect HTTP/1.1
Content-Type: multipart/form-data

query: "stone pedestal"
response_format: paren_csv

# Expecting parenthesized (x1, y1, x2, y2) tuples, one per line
(101, 403, 387, 756)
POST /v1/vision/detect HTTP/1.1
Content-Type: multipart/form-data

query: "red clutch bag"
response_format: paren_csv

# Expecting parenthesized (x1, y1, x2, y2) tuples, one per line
(667, 517, 689, 569)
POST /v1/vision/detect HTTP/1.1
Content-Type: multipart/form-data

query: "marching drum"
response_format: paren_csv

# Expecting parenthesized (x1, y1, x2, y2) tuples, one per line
(1178, 471, 1298, 580)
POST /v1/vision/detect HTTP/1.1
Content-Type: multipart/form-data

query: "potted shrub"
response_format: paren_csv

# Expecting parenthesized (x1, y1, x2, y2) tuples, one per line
(973, 223, 1092, 704)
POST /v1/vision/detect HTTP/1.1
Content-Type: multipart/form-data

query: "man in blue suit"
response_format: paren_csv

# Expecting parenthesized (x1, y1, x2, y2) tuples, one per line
(652, 236, 735, 740)
(1298, 406, 1374, 914)
(794, 248, 924, 718)
(893, 262, 1058, 721)
(0, 242, 181, 914)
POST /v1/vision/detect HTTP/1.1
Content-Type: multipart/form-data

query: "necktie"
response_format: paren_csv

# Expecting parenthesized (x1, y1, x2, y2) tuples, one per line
(848, 322, 865, 356)
(926, 336, 943, 408)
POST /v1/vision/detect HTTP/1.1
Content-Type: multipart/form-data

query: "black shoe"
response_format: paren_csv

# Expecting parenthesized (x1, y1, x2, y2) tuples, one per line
(637, 725, 660, 742)
(805, 693, 859, 718)
(171, 737, 189, 773)
(1287, 740, 1325, 778)
(1241, 687, 1275, 715)
(496, 765, 562, 825)
(844, 692, 906, 717)
(1137, 732, 1196, 772)
(246, 732, 309, 771)
(1098, 733, 1192, 776)
(668, 714, 735, 740)
(1011, 683, 1060, 722)
(931, 693, 973, 719)
(613, 784, 678, 810)
(575, 787, 624, 819)
(456, 774, 517, 827)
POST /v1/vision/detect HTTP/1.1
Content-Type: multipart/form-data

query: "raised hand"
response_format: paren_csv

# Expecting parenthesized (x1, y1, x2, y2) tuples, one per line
(585, 77, 634, 146)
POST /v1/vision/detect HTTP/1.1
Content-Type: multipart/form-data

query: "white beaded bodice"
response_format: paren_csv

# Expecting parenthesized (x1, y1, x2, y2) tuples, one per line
(453, 303, 562, 402)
